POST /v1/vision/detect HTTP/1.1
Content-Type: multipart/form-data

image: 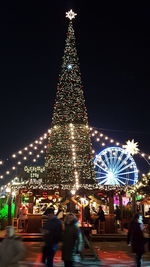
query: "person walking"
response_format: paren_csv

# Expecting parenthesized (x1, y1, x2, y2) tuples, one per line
(42, 207, 62, 267)
(0, 226, 25, 267)
(62, 213, 83, 267)
(127, 213, 145, 267)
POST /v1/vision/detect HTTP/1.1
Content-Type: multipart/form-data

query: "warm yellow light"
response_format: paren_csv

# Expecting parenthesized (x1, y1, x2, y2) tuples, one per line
(29, 151, 32, 155)
(12, 166, 16, 170)
(30, 144, 33, 147)
(24, 147, 28, 151)
(18, 151, 22, 154)
(23, 157, 27, 160)
(6, 171, 10, 174)
(0, 160, 3, 165)
(12, 154, 16, 158)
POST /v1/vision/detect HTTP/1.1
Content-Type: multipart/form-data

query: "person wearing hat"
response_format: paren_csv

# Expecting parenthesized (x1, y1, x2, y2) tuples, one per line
(0, 226, 25, 267)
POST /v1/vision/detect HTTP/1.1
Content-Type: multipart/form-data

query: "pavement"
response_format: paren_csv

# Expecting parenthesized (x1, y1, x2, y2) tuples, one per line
(19, 241, 150, 267)
(1, 230, 150, 266)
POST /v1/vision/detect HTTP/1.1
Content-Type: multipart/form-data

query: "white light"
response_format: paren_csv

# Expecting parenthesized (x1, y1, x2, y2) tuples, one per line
(18, 161, 21, 165)
(141, 153, 145, 157)
(12, 154, 16, 158)
(123, 139, 139, 155)
(66, 9, 77, 20)
(6, 187, 11, 193)
(110, 139, 114, 143)
(6, 171, 10, 175)
(102, 143, 105, 146)
(48, 129, 51, 133)
(105, 136, 108, 140)
(71, 189, 76, 195)
(30, 144, 33, 147)
(94, 131, 98, 134)
(12, 166, 16, 170)
(0, 175, 3, 179)
(36, 155, 40, 158)
(40, 137, 43, 141)
(34, 146, 37, 150)
(29, 151, 32, 155)
(24, 147, 28, 151)
(12, 191, 16, 196)
(100, 134, 103, 137)
(90, 127, 93, 130)
(116, 142, 120, 146)
(92, 150, 95, 153)
(0, 160, 3, 165)
(40, 150, 44, 153)
(67, 64, 73, 69)
(33, 159, 36, 162)
(18, 151, 22, 154)
(96, 138, 100, 141)
(23, 157, 27, 160)
(44, 145, 47, 149)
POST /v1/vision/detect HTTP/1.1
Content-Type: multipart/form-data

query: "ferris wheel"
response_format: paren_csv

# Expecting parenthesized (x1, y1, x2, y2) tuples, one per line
(94, 147, 138, 186)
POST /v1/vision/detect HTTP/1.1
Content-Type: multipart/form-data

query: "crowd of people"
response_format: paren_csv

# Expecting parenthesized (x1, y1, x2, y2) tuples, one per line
(0, 204, 149, 267)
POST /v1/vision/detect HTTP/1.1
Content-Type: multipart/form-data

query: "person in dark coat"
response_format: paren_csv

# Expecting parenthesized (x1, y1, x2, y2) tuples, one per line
(127, 213, 145, 267)
(114, 205, 121, 228)
(42, 207, 62, 267)
(83, 204, 91, 223)
(94, 206, 105, 231)
(62, 213, 83, 267)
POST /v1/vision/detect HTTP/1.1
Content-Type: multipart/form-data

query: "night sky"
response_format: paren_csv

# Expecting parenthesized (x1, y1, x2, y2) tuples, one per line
(0, 1, 150, 160)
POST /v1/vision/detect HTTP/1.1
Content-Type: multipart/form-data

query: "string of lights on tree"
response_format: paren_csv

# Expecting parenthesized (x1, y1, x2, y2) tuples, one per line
(0, 127, 150, 183)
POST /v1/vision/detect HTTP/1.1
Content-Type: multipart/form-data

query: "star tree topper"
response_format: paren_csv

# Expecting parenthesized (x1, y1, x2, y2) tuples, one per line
(66, 9, 77, 20)
(123, 139, 139, 155)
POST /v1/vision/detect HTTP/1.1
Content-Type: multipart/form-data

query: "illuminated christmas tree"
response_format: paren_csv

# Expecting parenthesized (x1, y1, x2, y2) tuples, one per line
(45, 10, 96, 191)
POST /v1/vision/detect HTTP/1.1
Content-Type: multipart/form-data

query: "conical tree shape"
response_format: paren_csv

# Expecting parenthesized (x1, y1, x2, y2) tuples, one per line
(45, 17, 96, 190)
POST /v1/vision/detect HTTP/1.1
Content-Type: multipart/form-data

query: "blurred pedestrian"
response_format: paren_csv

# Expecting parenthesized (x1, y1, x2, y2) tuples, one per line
(42, 207, 62, 267)
(0, 226, 25, 267)
(62, 213, 84, 267)
(127, 213, 145, 267)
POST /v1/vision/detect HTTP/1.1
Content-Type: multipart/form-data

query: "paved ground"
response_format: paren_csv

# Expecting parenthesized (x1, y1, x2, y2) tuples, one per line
(19, 241, 150, 267)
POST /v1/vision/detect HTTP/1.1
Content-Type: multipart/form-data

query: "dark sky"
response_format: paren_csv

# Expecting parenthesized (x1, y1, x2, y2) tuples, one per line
(0, 1, 150, 160)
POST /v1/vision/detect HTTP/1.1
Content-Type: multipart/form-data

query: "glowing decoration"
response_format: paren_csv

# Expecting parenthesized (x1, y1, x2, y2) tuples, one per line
(94, 147, 138, 185)
(67, 64, 73, 69)
(123, 139, 139, 155)
(0, 160, 3, 165)
(66, 9, 77, 20)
